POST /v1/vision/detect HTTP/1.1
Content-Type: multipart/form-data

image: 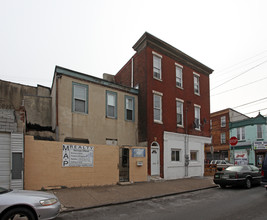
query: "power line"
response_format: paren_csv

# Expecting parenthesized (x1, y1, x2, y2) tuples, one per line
(213, 50, 267, 76)
(211, 76, 267, 96)
(211, 59, 267, 91)
(233, 97, 267, 109)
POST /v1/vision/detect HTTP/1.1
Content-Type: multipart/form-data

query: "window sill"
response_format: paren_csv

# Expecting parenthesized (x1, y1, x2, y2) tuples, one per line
(176, 86, 184, 90)
(154, 120, 163, 125)
(153, 77, 162, 82)
(194, 92, 200, 96)
(106, 116, 117, 120)
(177, 124, 184, 128)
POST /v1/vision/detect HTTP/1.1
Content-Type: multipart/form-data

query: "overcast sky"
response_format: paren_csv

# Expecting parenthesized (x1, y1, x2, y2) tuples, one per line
(1, 0, 267, 117)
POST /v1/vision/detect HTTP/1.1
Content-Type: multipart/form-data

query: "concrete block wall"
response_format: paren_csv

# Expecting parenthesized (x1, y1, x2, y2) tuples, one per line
(0, 109, 17, 132)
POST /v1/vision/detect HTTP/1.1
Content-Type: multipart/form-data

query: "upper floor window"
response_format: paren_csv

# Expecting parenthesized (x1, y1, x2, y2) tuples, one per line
(221, 116, 226, 127)
(193, 73, 200, 95)
(175, 63, 183, 88)
(153, 52, 162, 80)
(106, 91, 117, 119)
(257, 125, 263, 139)
(72, 82, 88, 114)
(221, 132, 226, 144)
(125, 96, 135, 121)
(153, 91, 163, 123)
(194, 105, 201, 130)
(237, 127, 245, 141)
(176, 99, 184, 127)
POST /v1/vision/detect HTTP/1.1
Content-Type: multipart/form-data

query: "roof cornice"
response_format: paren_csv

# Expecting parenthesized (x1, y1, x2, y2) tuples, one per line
(133, 32, 213, 76)
(54, 66, 138, 95)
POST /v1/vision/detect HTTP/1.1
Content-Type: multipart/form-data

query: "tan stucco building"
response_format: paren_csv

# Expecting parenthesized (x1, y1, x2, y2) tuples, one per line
(51, 66, 139, 146)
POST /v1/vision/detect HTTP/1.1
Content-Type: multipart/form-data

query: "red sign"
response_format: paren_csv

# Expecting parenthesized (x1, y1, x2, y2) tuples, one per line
(230, 136, 238, 146)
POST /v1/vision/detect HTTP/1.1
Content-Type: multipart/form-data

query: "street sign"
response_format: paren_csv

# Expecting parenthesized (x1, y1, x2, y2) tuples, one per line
(230, 136, 238, 146)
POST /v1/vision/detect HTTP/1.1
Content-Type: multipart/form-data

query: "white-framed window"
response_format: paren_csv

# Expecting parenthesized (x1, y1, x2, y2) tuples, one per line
(153, 91, 162, 123)
(176, 99, 184, 127)
(175, 63, 183, 88)
(106, 91, 117, 118)
(221, 132, 226, 144)
(194, 105, 201, 130)
(237, 127, 245, 141)
(171, 149, 181, 162)
(193, 72, 200, 95)
(221, 116, 226, 127)
(125, 96, 135, 121)
(72, 82, 88, 114)
(257, 125, 263, 139)
(190, 151, 198, 161)
(153, 52, 162, 80)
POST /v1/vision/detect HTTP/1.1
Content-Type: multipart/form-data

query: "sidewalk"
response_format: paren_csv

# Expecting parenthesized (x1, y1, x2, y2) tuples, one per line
(50, 176, 216, 212)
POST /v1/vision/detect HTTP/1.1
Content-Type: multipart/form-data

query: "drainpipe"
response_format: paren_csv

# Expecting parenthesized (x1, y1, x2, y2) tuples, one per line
(185, 107, 189, 177)
(131, 58, 134, 88)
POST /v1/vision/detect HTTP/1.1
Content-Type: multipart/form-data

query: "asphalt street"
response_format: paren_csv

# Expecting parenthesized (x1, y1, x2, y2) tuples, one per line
(56, 186, 267, 220)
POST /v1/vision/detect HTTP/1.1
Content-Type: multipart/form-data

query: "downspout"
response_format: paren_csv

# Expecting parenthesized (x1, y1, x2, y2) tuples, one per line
(185, 107, 189, 177)
(131, 58, 134, 88)
(55, 74, 60, 140)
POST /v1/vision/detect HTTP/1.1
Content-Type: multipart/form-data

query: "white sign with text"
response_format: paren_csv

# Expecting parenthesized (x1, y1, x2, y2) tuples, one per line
(62, 144, 94, 167)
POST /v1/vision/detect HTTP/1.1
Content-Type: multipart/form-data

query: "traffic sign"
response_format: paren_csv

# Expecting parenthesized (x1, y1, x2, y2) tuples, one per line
(230, 136, 238, 146)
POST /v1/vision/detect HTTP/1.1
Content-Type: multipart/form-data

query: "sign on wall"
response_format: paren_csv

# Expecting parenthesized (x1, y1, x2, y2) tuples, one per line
(62, 144, 94, 167)
(234, 151, 248, 165)
(132, 148, 146, 157)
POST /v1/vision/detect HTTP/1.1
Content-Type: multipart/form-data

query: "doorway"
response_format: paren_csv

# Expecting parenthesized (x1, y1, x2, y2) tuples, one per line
(151, 141, 160, 176)
(119, 148, 129, 182)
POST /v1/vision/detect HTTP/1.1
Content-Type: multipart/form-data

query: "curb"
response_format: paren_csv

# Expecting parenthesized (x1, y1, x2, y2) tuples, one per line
(60, 185, 218, 214)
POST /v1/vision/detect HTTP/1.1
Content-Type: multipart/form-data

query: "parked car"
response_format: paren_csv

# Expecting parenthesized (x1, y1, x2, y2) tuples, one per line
(0, 187, 61, 220)
(213, 165, 262, 189)
(261, 154, 267, 190)
(210, 160, 233, 171)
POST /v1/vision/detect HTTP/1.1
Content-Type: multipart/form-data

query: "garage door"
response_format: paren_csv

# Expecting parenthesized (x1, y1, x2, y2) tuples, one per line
(0, 132, 11, 189)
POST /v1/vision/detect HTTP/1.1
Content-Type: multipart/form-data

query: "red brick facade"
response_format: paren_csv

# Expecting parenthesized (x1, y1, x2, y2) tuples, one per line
(115, 33, 213, 177)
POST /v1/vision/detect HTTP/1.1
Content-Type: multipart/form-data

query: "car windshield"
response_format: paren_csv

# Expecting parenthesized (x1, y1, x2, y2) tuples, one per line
(0, 187, 11, 194)
(225, 166, 243, 172)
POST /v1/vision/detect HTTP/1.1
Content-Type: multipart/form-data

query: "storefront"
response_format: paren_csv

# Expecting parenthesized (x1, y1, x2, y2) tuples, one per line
(254, 141, 267, 168)
(230, 141, 254, 166)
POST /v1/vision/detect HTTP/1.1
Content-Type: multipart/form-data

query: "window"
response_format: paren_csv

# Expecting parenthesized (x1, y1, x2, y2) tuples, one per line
(125, 96, 135, 121)
(153, 91, 162, 123)
(193, 73, 200, 95)
(190, 151, 198, 161)
(221, 116, 226, 127)
(257, 125, 263, 139)
(237, 127, 245, 141)
(221, 132, 226, 144)
(194, 105, 201, 130)
(106, 91, 117, 118)
(176, 99, 184, 127)
(72, 82, 88, 114)
(175, 64, 183, 88)
(171, 149, 180, 161)
(153, 52, 162, 80)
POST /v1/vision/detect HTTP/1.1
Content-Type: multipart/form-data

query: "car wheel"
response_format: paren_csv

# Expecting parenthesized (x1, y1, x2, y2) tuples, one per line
(2, 207, 36, 220)
(245, 178, 252, 189)
(220, 184, 226, 188)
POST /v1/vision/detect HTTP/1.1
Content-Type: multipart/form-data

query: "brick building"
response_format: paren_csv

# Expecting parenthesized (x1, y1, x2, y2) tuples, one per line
(205, 108, 248, 162)
(115, 32, 213, 179)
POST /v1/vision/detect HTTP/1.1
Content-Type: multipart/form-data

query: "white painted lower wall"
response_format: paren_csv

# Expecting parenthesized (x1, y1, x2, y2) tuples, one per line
(164, 131, 211, 180)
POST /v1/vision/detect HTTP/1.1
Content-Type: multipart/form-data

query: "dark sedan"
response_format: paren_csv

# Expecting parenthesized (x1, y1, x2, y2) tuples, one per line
(213, 165, 262, 189)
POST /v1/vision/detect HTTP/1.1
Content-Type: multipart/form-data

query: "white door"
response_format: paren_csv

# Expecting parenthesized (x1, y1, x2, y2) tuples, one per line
(0, 133, 11, 189)
(151, 146, 160, 176)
